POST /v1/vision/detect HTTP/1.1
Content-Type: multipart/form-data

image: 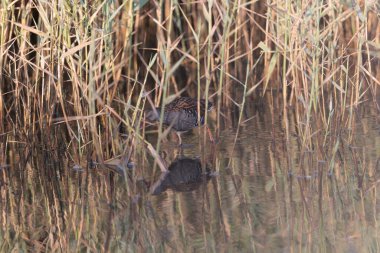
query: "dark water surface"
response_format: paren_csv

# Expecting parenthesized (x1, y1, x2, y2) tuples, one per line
(1, 100, 379, 252)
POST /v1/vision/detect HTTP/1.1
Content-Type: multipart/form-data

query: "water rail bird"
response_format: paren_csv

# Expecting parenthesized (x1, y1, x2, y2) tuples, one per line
(146, 97, 213, 145)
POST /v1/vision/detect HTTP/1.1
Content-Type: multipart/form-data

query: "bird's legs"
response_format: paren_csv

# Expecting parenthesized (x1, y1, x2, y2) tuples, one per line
(176, 131, 194, 150)
(176, 132, 183, 146)
(176, 132, 185, 155)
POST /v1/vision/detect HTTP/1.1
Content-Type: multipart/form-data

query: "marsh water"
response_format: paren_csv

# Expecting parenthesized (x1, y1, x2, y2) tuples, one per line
(1, 97, 379, 252)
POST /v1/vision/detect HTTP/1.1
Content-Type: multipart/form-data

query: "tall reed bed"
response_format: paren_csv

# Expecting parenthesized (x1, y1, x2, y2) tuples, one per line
(0, 0, 378, 158)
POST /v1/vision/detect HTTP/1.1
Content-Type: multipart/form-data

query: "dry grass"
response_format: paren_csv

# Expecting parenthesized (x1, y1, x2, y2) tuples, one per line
(0, 0, 379, 163)
(1, 1, 380, 251)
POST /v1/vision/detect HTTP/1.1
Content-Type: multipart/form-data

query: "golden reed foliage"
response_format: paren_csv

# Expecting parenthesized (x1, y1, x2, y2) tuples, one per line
(0, 0, 379, 153)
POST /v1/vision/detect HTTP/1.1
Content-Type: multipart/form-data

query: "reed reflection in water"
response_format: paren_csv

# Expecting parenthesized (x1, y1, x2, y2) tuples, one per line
(0, 98, 379, 252)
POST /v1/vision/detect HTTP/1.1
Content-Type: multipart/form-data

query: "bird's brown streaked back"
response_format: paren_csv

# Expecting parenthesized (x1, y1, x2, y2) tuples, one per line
(145, 97, 213, 144)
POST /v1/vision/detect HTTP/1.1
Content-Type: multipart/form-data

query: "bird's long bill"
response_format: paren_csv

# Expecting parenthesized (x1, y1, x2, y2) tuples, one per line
(146, 108, 161, 122)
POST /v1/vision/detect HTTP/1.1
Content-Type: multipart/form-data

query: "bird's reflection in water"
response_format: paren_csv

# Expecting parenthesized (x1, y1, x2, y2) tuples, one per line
(150, 156, 213, 195)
